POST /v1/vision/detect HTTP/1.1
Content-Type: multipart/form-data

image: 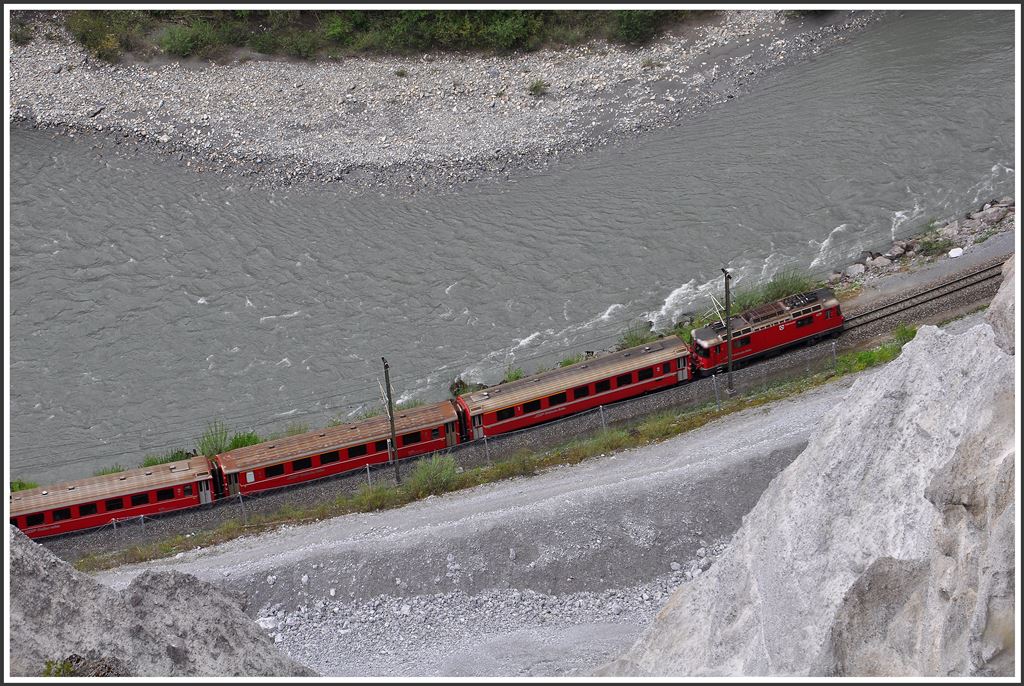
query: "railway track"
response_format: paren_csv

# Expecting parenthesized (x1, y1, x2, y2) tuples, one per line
(843, 258, 1008, 332)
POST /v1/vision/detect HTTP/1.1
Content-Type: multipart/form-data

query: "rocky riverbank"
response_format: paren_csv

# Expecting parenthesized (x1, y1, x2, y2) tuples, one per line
(828, 196, 1016, 293)
(9, 9, 881, 194)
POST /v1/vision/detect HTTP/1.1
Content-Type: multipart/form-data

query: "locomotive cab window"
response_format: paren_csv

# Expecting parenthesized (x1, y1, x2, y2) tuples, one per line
(292, 457, 313, 471)
(131, 493, 149, 507)
(595, 379, 611, 393)
(265, 463, 285, 478)
(696, 345, 710, 358)
(156, 488, 175, 502)
(53, 508, 72, 522)
(496, 407, 516, 421)
(825, 308, 834, 319)
(26, 513, 44, 527)
(79, 503, 98, 516)
(523, 399, 542, 413)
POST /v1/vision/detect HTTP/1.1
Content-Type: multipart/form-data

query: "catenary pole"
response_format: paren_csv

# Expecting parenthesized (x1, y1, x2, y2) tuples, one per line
(382, 357, 401, 485)
(722, 267, 734, 396)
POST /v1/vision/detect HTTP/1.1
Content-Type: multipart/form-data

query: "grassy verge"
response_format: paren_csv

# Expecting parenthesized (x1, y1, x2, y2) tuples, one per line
(31, 9, 705, 63)
(72, 325, 917, 573)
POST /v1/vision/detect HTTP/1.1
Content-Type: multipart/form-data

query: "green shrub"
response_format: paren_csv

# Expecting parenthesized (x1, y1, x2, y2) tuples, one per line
(612, 10, 659, 44)
(12, 23, 34, 46)
(351, 483, 401, 512)
(93, 464, 127, 476)
(140, 449, 191, 467)
(281, 30, 320, 59)
(42, 659, 74, 677)
(617, 321, 659, 350)
(449, 376, 487, 398)
(10, 479, 38, 492)
(893, 323, 918, 346)
(502, 366, 526, 383)
(404, 454, 458, 498)
(159, 19, 220, 57)
(917, 233, 955, 257)
(394, 67, 408, 77)
(559, 353, 585, 367)
(528, 78, 549, 96)
(227, 431, 262, 450)
(197, 419, 229, 457)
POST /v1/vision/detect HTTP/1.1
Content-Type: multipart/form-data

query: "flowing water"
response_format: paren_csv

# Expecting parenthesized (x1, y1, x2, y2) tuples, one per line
(9, 10, 1015, 482)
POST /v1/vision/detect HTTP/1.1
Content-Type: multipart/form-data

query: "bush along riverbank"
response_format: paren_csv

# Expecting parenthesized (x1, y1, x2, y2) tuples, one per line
(9, 10, 880, 193)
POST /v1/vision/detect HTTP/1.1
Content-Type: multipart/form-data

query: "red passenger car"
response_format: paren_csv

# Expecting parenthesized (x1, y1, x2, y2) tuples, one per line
(215, 401, 460, 496)
(456, 336, 691, 439)
(9, 456, 215, 539)
(690, 288, 844, 376)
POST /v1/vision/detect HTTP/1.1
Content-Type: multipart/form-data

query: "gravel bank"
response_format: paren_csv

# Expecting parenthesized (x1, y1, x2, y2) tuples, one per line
(96, 378, 854, 676)
(9, 10, 881, 193)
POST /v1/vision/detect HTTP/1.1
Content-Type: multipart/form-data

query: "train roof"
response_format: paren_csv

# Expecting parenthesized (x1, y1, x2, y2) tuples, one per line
(9, 456, 212, 517)
(460, 336, 690, 415)
(217, 401, 458, 474)
(692, 287, 839, 347)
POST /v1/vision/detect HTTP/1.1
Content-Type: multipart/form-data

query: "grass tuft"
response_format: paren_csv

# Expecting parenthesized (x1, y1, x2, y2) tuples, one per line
(11, 479, 39, 492)
(197, 419, 230, 457)
(528, 78, 549, 96)
(617, 321, 660, 350)
(227, 431, 262, 451)
(502, 366, 526, 383)
(404, 454, 458, 498)
(93, 464, 127, 476)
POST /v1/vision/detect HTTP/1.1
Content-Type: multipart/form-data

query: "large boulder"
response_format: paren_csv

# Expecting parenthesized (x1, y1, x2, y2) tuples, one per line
(8, 527, 316, 677)
(985, 258, 1015, 355)
(598, 265, 1015, 677)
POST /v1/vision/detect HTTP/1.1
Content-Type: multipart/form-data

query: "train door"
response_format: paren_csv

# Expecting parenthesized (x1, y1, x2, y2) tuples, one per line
(198, 479, 213, 505)
(677, 357, 689, 382)
(472, 414, 484, 440)
(445, 421, 457, 447)
(226, 472, 239, 497)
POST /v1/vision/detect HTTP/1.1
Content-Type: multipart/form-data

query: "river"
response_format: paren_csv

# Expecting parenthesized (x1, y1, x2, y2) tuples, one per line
(8, 10, 1015, 483)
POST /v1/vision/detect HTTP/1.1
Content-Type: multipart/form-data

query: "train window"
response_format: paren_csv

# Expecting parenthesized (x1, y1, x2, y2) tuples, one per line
(53, 508, 72, 522)
(796, 316, 814, 328)
(573, 385, 590, 399)
(663, 360, 673, 372)
(432, 428, 441, 439)
(548, 392, 567, 406)
(375, 440, 389, 453)
(402, 431, 423, 446)
(156, 488, 175, 502)
(347, 445, 366, 459)
(131, 493, 149, 507)
(184, 484, 194, 496)
(825, 308, 834, 319)
(79, 503, 98, 517)
(27, 513, 44, 527)
(733, 336, 751, 349)
(696, 345, 710, 359)
(523, 399, 542, 413)
(292, 457, 313, 471)
(245, 472, 255, 484)
(595, 379, 611, 393)
(616, 373, 633, 387)
(105, 497, 125, 511)
(496, 407, 516, 421)
(265, 464, 285, 478)
(637, 367, 654, 381)
(321, 450, 341, 464)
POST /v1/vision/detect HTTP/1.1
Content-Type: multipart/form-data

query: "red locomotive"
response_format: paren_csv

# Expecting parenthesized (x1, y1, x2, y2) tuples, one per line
(10, 288, 844, 539)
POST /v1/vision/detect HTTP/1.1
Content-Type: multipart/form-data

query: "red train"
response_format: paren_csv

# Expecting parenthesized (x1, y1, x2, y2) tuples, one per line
(10, 288, 844, 539)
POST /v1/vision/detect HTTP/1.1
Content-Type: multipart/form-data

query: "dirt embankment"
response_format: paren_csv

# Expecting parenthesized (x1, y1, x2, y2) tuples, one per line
(9, 10, 880, 193)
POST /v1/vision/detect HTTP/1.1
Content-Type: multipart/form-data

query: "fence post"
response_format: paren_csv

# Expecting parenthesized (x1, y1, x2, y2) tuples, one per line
(237, 492, 247, 524)
(599, 405, 606, 429)
(365, 464, 371, 487)
(831, 340, 837, 372)
(484, 435, 491, 465)
(712, 374, 721, 410)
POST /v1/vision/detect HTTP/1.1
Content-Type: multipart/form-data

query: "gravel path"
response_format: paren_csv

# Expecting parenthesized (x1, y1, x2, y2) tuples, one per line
(96, 375, 858, 676)
(9, 10, 881, 193)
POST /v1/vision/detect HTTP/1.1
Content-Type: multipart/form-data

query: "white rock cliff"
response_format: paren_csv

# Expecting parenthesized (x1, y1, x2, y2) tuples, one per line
(600, 259, 1016, 677)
